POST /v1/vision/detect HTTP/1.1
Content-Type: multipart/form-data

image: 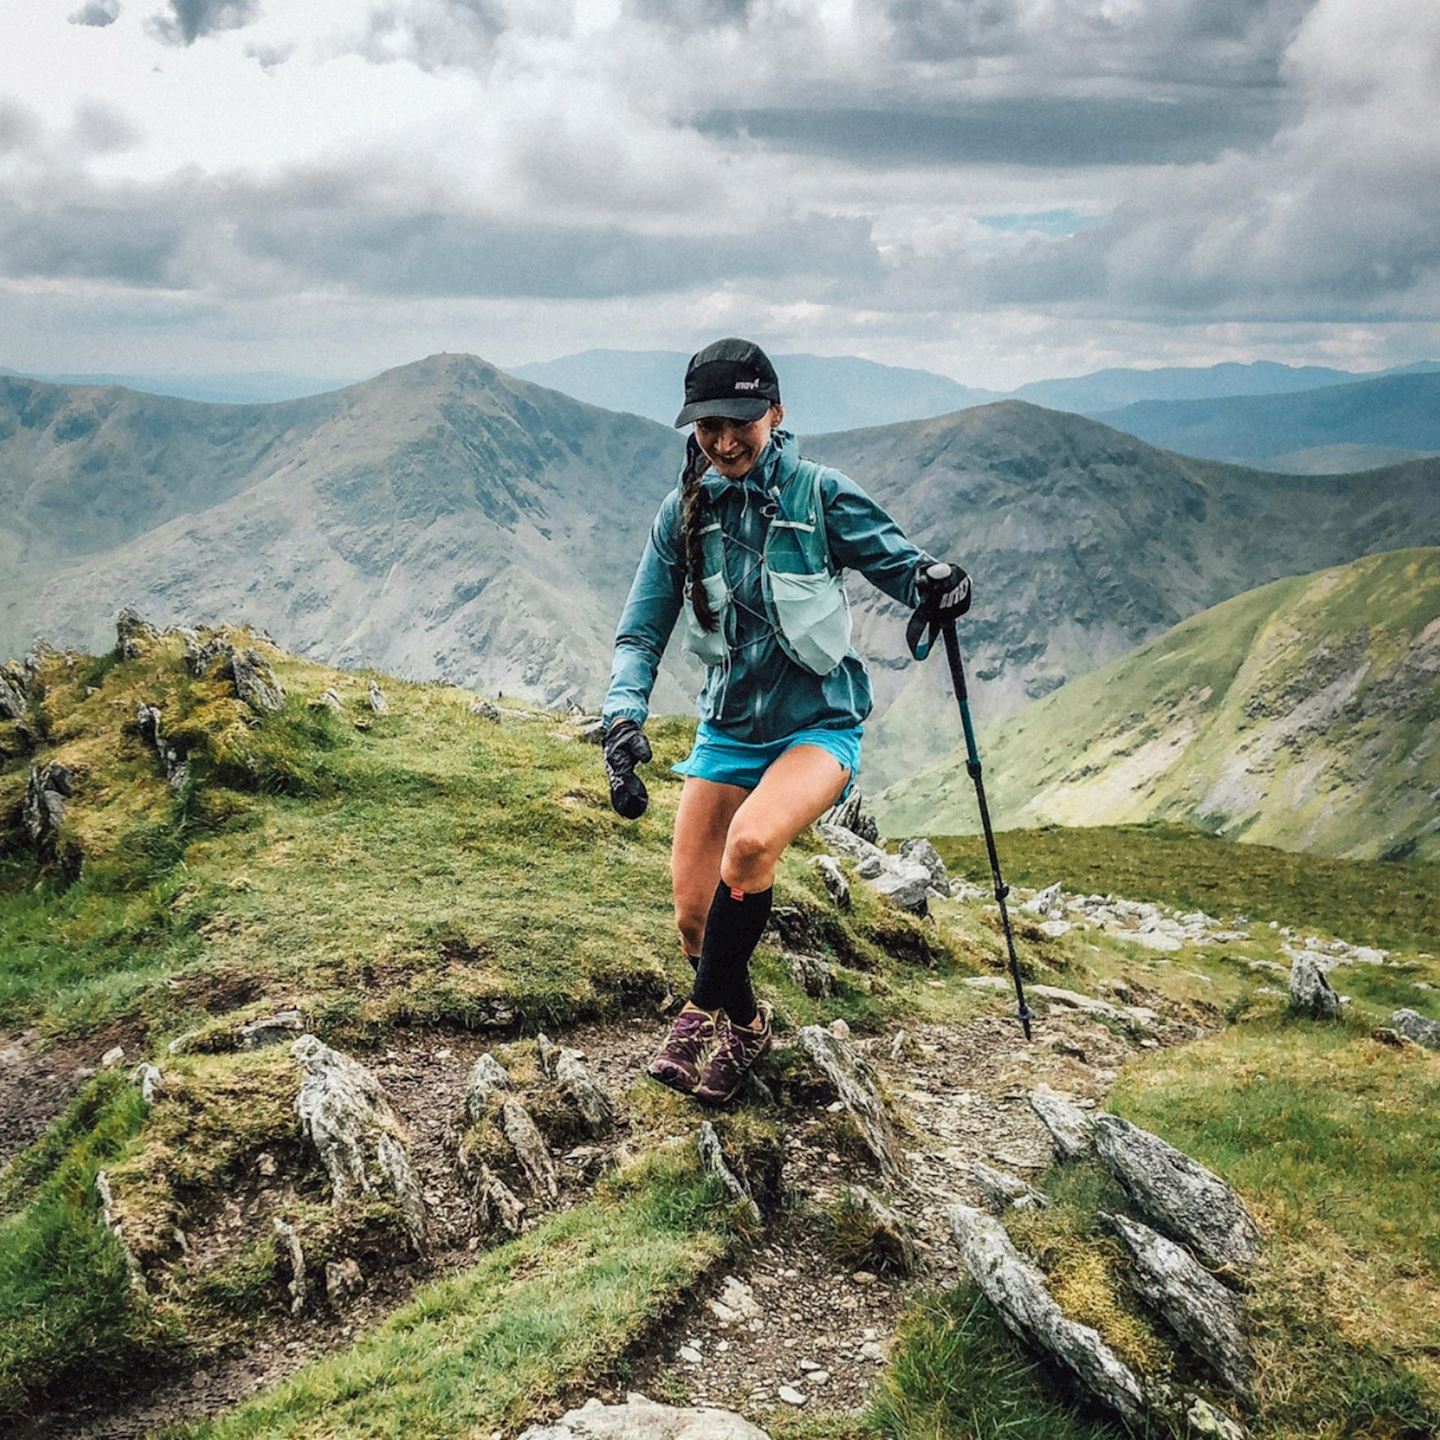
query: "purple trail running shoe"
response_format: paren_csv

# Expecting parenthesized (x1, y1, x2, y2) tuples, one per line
(646, 1006, 719, 1094)
(695, 1004, 772, 1107)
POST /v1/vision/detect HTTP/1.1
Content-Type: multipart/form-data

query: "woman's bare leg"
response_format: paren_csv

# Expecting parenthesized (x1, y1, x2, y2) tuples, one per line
(671, 775, 750, 959)
(721, 744, 851, 892)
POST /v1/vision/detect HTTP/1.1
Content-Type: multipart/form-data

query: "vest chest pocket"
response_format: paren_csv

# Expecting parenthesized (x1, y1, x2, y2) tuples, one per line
(768, 568, 851, 675)
(682, 571, 729, 667)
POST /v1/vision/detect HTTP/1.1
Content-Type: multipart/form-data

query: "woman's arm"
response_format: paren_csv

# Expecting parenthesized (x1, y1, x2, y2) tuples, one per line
(821, 468, 936, 607)
(601, 489, 687, 731)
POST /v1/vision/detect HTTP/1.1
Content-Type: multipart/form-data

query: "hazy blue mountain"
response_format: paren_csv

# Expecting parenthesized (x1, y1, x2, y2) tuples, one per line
(1012, 359, 1440, 413)
(508, 349, 999, 434)
(1090, 373, 1440, 467)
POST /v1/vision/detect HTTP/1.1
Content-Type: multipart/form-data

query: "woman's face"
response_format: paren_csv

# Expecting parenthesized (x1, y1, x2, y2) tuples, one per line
(693, 404, 784, 479)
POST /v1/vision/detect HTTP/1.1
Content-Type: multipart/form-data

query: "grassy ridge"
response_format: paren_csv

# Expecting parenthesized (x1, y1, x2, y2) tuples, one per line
(880, 548, 1440, 861)
(933, 823, 1440, 953)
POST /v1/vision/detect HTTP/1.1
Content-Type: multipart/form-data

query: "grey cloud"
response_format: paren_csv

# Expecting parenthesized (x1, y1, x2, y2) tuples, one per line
(629, 0, 753, 29)
(71, 102, 144, 154)
(699, 92, 1289, 168)
(0, 168, 880, 301)
(362, 0, 505, 71)
(68, 0, 122, 25)
(149, 0, 261, 46)
(0, 101, 42, 154)
(246, 41, 295, 68)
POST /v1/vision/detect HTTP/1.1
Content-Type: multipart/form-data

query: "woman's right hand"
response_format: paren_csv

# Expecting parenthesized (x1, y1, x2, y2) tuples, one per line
(603, 719, 652, 820)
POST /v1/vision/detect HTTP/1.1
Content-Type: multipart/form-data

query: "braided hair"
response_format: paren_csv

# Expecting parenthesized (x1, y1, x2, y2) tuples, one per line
(680, 436, 718, 633)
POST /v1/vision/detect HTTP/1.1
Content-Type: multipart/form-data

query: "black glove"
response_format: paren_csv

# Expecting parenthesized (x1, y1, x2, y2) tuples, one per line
(915, 562, 971, 621)
(603, 718, 652, 820)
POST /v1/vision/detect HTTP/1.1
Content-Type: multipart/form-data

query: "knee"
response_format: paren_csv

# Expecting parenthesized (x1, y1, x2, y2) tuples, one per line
(723, 823, 777, 877)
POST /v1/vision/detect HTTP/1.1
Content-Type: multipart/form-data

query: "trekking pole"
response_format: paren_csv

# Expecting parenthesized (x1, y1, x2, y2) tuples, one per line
(908, 568, 1034, 1040)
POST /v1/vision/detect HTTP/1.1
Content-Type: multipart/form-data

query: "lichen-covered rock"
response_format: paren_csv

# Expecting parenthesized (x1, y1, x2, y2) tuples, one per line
(185, 632, 232, 678)
(0, 661, 28, 720)
(785, 950, 834, 998)
(970, 1160, 1048, 1213)
(947, 1202, 1147, 1424)
(128, 1062, 165, 1105)
(470, 699, 502, 722)
(312, 688, 343, 713)
(869, 857, 932, 916)
(554, 1048, 614, 1137)
(367, 679, 389, 714)
(238, 1010, 305, 1050)
(291, 1034, 429, 1251)
(115, 607, 160, 660)
(518, 1395, 772, 1439)
(697, 1121, 762, 1227)
(811, 854, 851, 910)
(1022, 882, 1064, 917)
(23, 761, 73, 855)
(472, 1160, 527, 1235)
(899, 836, 949, 893)
(1029, 1087, 1095, 1161)
(232, 648, 285, 713)
(501, 1098, 560, 1201)
(325, 1256, 365, 1307)
(1092, 1115, 1261, 1271)
(795, 1025, 905, 1180)
(462, 1052, 512, 1124)
(1288, 953, 1340, 1020)
(834, 1184, 921, 1275)
(1390, 1008, 1440, 1051)
(1101, 1211, 1254, 1397)
(273, 1216, 309, 1315)
(825, 789, 878, 843)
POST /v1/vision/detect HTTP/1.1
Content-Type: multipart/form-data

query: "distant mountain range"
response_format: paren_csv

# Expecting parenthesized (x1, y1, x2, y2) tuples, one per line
(4, 358, 1439, 793)
(0, 366, 357, 406)
(1092, 373, 1440, 471)
(877, 549, 1440, 862)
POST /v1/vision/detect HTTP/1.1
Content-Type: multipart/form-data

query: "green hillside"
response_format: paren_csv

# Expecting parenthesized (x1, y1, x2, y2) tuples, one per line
(878, 549, 1440, 861)
(4, 621, 1440, 1439)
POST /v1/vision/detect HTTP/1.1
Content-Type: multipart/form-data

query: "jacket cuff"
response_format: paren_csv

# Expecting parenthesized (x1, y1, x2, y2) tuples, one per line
(602, 707, 647, 734)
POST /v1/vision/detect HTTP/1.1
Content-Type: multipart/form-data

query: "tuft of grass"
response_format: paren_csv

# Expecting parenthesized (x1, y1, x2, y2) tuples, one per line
(934, 822, 1440, 954)
(0, 1073, 174, 1420)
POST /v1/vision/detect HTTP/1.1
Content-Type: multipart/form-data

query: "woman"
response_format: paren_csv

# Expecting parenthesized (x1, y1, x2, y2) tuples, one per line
(601, 338, 968, 1105)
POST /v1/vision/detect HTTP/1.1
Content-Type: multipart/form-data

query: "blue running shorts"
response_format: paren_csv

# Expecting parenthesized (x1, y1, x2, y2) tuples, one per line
(672, 721, 862, 803)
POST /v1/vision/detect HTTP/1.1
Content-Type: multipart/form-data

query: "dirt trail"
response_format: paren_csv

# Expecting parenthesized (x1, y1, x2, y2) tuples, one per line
(10, 997, 1181, 1439)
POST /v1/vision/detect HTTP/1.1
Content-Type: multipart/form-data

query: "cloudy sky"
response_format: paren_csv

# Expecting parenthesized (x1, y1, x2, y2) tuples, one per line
(2, 0, 1437, 387)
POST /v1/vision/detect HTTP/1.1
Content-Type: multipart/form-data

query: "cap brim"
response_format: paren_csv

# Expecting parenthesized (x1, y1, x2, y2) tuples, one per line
(673, 397, 772, 429)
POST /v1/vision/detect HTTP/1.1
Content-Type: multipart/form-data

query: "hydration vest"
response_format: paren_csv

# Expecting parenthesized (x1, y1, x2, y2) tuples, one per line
(682, 457, 853, 677)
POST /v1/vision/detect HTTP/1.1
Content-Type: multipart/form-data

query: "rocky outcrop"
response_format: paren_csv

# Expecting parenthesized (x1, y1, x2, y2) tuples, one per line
(825, 789, 878, 844)
(1288, 953, 1341, 1019)
(291, 1035, 429, 1252)
(232, 649, 285, 713)
(115, 607, 160, 661)
(1391, 1008, 1440, 1051)
(273, 1216, 310, 1316)
(899, 836, 950, 894)
(500, 1099, 560, 1201)
(785, 949, 834, 998)
(697, 1121, 762, 1227)
(948, 1202, 1148, 1424)
(1092, 1116, 1261, 1272)
(136, 702, 189, 790)
(367, 680, 388, 714)
(554, 1048, 614, 1138)
(1101, 1212, 1254, 1397)
(815, 822, 930, 916)
(463, 1053, 513, 1124)
(519, 1395, 771, 1439)
(238, 1010, 305, 1050)
(0, 661, 28, 719)
(964, 978, 1158, 1031)
(794, 1025, 905, 1180)
(1029, 1087, 1095, 1161)
(970, 1160, 1048, 1213)
(834, 1184, 921, 1275)
(811, 854, 851, 910)
(23, 761, 73, 856)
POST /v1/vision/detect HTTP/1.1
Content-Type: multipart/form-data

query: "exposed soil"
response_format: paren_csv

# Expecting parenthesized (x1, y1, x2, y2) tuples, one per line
(10, 995, 1192, 1440)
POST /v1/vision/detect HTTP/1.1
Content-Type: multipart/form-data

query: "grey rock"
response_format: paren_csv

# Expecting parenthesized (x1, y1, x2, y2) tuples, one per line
(518, 1395, 772, 1439)
(238, 1009, 305, 1050)
(501, 1098, 560, 1201)
(786, 950, 834, 998)
(856, 853, 884, 879)
(964, 978, 1157, 1029)
(0, 661, 27, 719)
(1023, 882, 1064, 917)
(947, 1203, 1146, 1424)
(870, 857, 932, 915)
(128, 1062, 165, 1105)
(697, 1121, 762, 1227)
(1288, 953, 1340, 1020)
(575, 718, 607, 745)
(232, 648, 285, 713)
(1390, 1008, 1440, 1051)
(1092, 1115, 1261, 1271)
(1029, 1087, 1095, 1161)
(826, 789, 878, 843)
(312, 688, 343, 713)
(796, 1026, 905, 1180)
(835, 1184, 921, 1274)
(367, 679, 388, 714)
(185, 633, 232, 677)
(23, 761, 73, 854)
(1186, 1395, 1249, 1439)
(970, 1160, 1048, 1213)
(816, 821, 887, 867)
(1101, 1211, 1254, 1397)
(94, 1170, 145, 1288)
(470, 699, 502, 722)
(1039, 918, 1072, 939)
(462, 1052, 512, 1124)
(325, 1256, 365, 1306)
(555, 1048, 614, 1137)
(291, 1034, 429, 1252)
(535, 1032, 560, 1079)
(472, 1160, 527, 1234)
(899, 836, 949, 892)
(273, 1216, 309, 1316)
(811, 854, 851, 910)
(115, 607, 160, 660)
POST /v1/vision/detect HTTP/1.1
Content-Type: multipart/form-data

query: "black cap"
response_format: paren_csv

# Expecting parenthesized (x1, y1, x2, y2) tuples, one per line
(673, 337, 781, 428)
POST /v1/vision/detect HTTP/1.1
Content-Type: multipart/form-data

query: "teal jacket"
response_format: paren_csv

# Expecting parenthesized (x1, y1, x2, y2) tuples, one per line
(603, 431, 932, 743)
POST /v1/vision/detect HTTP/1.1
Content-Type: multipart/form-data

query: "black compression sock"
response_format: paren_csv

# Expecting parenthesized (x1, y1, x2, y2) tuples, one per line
(691, 881, 772, 1027)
